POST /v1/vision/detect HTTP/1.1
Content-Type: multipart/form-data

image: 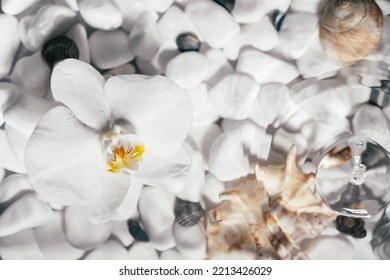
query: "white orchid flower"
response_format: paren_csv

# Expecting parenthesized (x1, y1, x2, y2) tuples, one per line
(24, 59, 192, 224)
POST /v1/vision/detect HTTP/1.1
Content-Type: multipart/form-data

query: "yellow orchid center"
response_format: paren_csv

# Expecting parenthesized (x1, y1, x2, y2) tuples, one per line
(103, 129, 145, 174)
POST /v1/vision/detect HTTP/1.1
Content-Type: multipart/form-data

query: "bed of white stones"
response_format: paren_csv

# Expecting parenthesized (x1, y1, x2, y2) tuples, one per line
(1, 0, 390, 260)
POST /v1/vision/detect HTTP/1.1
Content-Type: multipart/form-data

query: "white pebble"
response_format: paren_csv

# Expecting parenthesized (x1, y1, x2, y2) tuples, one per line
(0, 229, 45, 259)
(1, 0, 41, 15)
(10, 52, 50, 97)
(353, 60, 390, 87)
(202, 173, 226, 206)
(278, 13, 319, 59)
(185, 0, 240, 49)
(265, 0, 291, 13)
(129, 11, 160, 60)
(0, 174, 32, 205)
(138, 187, 176, 251)
(0, 15, 20, 79)
(306, 235, 355, 260)
(209, 73, 260, 120)
(127, 242, 159, 260)
(112, 0, 155, 32)
(160, 248, 184, 260)
(78, 0, 122, 30)
(0, 193, 53, 237)
(0, 129, 26, 173)
(290, 0, 327, 13)
(0, 83, 19, 125)
(111, 221, 135, 247)
(236, 48, 300, 85)
(232, 0, 268, 23)
(103, 63, 136, 80)
(203, 48, 234, 86)
(84, 240, 128, 260)
(224, 16, 278, 60)
(64, 205, 112, 250)
(18, 5, 76, 51)
(89, 30, 135, 70)
(165, 52, 210, 89)
(66, 23, 90, 63)
(141, 0, 174, 13)
(188, 83, 219, 127)
(173, 223, 207, 259)
(54, 0, 79, 11)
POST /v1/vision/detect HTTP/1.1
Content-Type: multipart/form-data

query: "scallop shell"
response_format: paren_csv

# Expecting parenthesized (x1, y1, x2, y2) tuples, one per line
(176, 32, 201, 53)
(41, 35, 79, 69)
(206, 146, 337, 260)
(174, 198, 205, 227)
(319, 0, 383, 65)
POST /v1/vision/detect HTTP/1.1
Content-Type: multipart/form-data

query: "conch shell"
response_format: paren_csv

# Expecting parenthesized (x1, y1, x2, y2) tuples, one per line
(206, 147, 337, 259)
(319, 0, 383, 65)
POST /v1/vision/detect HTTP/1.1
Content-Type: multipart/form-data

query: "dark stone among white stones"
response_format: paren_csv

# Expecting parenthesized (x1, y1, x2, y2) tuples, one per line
(41, 36, 79, 69)
(370, 80, 390, 108)
(213, 0, 235, 13)
(127, 220, 149, 242)
(176, 32, 201, 52)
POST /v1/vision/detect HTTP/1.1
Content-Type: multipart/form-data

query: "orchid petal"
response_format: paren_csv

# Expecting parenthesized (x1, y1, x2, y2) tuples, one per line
(64, 205, 112, 250)
(24, 106, 104, 206)
(51, 59, 111, 130)
(84, 172, 131, 224)
(0, 174, 32, 204)
(0, 83, 19, 126)
(209, 121, 272, 181)
(5, 124, 29, 167)
(104, 75, 192, 159)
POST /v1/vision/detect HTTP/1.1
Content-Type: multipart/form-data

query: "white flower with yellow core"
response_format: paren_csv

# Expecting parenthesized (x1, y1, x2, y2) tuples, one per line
(24, 59, 193, 224)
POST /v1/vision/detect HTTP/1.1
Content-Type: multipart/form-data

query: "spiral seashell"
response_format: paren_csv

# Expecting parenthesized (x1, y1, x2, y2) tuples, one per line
(127, 220, 149, 242)
(174, 198, 205, 227)
(335, 216, 367, 238)
(41, 35, 79, 69)
(319, 0, 383, 65)
(176, 32, 202, 53)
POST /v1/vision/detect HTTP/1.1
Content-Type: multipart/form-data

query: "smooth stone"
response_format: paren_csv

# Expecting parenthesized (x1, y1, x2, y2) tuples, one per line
(353, 60, 390, 87)
(18, 5, 77, 51)
(127, 220, 149, 242)
(160, 248, 184, 260)
(236, 48, 300, 85)
(4, 125, 30, 168)
(290, 0, 326, 13)
(54, 0, 79, 11)
(66, 23, 90, 63)
(103, 63, 136, 80)
(209, 73, 260, 120)
(377, 0, 390, 15)
(272, 128, 308, 164)
(232, 0, 268, 23)
(165, 52, 210, 89)
(10, 52, 51, 97)
(78, 0, 122, 30)
(141, 0, 174, 13)
(173, 223, 207, 259)
(224, 16, 278, 60)
(176, 32, 201, 52)
(0, 83, 19, 125)
(188, 83, 219, 127)
(249, 84, 291, 128)
(111, 221, 134, 247)
(289, 78, 371, 124)
(189, 123, 222, 170)
(265, 0, 291, 13)
(202, 173, 226, 206)
(135, 56, 163, 76)
(64, 205, 112, 251)
(278, 13, 319, 59)
(0, 229, 45, 259)
(138, 187, 176, 251)
(296, 33, 341, 79)
(185, 0, 240, 49)
(209, 121, 272, 181)
(0, 193, 53, 237)
(112, 0, 155, 32)
(84, 240, 128, 260)
(0, 15, 20, 79)
(0, 129, 26, 173)
(129, 11, 160, 60)
(0, 169, 4, 183)
(306, 235, 355, 259)
(34, 212, 85, 260)
(352, 105, 390, 151)
(203, 48, 234, 86)
(0, 174, 32, 205)
(89, 30, 135, 70)
(1, 0, 41, 15)
(127, 242, 159, 260)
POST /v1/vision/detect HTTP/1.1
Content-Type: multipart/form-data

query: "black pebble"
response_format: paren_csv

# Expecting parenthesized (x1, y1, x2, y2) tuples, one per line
(127, 220, 149, 242)
(176, 32, 201, 52)
(41, 35, 79, 69)
(336, 215, 367, 239)
(213, 0, 235, 13)
(272, 10, 285, 32)
(369, 80, 390, 108)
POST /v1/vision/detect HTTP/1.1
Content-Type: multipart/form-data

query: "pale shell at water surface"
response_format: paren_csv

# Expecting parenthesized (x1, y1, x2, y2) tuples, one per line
(319, 0, 384, 65)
